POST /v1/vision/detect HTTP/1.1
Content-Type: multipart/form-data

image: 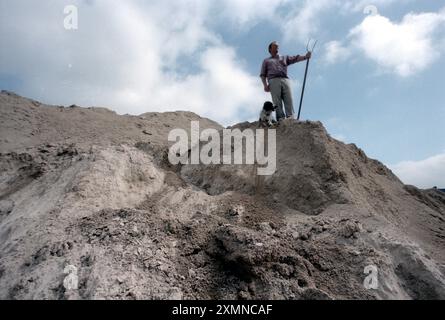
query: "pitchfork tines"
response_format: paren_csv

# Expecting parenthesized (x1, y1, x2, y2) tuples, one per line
(306, 39, 318, 53)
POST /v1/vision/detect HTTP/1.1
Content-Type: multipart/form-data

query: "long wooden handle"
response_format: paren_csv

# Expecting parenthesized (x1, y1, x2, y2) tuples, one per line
(297, 58, 310, 121)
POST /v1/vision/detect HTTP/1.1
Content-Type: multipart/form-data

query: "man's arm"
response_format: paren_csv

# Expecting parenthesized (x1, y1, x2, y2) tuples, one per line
(287, 52, 312, 64)
(261, 76, 270, 92)
(260, 60, 270, 92)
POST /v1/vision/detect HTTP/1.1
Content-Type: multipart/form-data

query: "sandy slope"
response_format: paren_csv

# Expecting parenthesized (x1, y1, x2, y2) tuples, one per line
(0, 90, 444, 300)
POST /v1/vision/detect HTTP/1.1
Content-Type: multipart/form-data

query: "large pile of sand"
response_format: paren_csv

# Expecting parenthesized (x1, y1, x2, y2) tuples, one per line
(0, 90, 444, 299)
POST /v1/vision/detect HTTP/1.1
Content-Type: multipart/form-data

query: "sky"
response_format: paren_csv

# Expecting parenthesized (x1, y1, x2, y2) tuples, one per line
(0, 0, 444, 188)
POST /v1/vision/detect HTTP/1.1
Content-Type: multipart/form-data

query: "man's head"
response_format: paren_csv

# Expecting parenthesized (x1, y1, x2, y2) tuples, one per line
(268, 41, 279, 56)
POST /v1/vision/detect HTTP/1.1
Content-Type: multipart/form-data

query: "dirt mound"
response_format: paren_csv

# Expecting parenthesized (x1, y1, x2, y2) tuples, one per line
(181, 120, 402, 216)
(0, 91, 444, 300)
(0, 90, 222, 152)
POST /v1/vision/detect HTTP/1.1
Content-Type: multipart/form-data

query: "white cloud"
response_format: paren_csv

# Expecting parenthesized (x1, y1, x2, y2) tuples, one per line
(282, 0, 334, 44)
(390, 153, 445, 189)
(216, 0, 290, 28)
(340, 0, 413, 14)
(280, 0, 407, 44)
(349, 10, 445, 76)
(323, 41, 352, 64)
(0, 0, 266, 126)
(150, 46, 264, 125)
(320, 6, 445, 75)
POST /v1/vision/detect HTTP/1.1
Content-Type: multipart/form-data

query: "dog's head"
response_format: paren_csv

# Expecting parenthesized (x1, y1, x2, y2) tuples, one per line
(263, 101, 277, 112)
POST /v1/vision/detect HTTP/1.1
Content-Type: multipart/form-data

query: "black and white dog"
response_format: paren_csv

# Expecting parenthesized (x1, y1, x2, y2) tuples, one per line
(259, 101, 278, 127)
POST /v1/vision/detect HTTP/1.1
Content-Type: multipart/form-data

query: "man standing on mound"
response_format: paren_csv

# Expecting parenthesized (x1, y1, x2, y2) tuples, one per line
(260, 41, 311, 121)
